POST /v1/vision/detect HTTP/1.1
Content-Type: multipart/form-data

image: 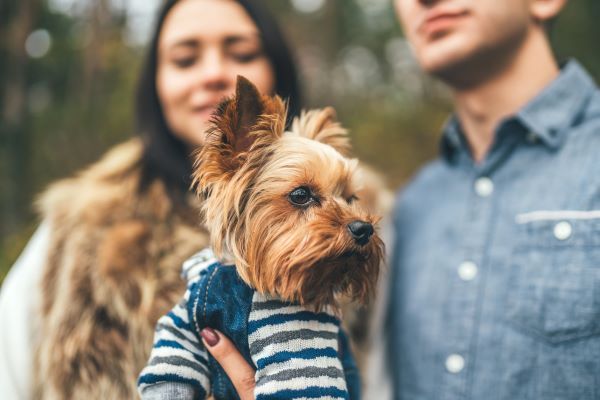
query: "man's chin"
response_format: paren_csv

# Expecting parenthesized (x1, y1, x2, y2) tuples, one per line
(421, 56, 466, 82)
(414, 35, 485, 85)
(419, 49, 492, 89)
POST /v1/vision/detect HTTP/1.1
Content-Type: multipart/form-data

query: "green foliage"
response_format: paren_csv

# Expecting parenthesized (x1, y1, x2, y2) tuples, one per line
(553, 0, 600, 77)
(0, 2, 139, 282)
(1, 0, 599, 282)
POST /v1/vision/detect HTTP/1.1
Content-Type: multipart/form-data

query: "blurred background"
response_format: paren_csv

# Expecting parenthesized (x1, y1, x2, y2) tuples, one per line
(1, 0, 599, 283)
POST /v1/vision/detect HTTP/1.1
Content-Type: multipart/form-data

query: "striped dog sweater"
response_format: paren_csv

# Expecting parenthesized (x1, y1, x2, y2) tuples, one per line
(137, 249, 359, 399)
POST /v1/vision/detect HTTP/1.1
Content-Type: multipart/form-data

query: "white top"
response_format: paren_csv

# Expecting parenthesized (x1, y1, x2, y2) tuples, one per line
(0, 223, 50, 400)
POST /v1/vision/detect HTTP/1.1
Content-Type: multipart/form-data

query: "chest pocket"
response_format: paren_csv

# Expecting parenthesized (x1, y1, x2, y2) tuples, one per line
(506, 215, 600, 344)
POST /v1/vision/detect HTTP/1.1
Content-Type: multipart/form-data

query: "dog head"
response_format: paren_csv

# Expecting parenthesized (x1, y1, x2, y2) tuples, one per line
(192, 76, 383, 310)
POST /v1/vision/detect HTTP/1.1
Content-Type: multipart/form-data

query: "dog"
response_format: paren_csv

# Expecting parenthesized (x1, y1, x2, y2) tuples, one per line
(138, 76, 384, 399)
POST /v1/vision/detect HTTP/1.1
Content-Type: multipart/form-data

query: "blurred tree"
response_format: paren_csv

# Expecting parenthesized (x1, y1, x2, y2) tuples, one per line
(0, 0, 137, 281)
(0, 0, 40, 237)
(0, 0, 599, 283)
(554, 0, 600, 75)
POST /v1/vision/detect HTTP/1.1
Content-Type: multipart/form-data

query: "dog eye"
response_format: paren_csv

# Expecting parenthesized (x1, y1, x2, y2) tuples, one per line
(289, 187, 313, 206)
(347, 194, 359, 204)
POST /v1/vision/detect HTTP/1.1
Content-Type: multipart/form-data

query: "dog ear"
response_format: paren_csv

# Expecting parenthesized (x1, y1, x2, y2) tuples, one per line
(192, 77, 287, 192)
(291, 107, 352, 157)
(207, 75, 287, 155)
(211, 76, 265, 154)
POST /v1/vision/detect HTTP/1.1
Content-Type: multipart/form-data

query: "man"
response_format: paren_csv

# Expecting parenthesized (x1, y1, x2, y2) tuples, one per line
(383, 0, 599, 399)
(196, 0, 600, 398)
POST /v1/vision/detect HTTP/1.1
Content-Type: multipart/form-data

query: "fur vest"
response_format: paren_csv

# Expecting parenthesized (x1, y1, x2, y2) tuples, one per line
(33, 139, 210, 399)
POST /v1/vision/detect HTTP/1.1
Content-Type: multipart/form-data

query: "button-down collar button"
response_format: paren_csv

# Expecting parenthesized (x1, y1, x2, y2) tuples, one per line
(526, 131, 538, 143)
(445, 354, 465, 373)
(553, 221, 572, 241)
(458, 261, 478, 281)
(474, 177, 494, 197)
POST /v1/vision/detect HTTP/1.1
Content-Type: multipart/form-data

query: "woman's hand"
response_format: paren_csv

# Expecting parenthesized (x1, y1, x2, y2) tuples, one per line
(200, 328, 256, 400)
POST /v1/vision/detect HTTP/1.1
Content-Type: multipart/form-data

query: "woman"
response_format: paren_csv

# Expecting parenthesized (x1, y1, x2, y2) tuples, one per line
(0, 0, 301, 398)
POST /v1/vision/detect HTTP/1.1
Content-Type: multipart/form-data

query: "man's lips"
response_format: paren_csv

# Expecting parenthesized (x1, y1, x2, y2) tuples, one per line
(419, 9, 469, 36)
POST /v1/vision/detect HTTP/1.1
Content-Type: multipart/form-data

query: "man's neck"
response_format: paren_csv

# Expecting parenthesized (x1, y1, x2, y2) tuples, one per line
(453, 29, 560, 163)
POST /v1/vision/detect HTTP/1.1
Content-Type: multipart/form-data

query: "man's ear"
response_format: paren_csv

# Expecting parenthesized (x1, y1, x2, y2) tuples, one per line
(291, 107, 352, 157)
(530, 0, 568, 24)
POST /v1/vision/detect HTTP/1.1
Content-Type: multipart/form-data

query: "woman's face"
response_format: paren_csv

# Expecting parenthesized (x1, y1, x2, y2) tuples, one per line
(157, 0, 275, 146)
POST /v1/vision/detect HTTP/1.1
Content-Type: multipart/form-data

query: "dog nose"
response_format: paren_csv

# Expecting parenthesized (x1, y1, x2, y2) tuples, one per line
(347, 220, 374, 245)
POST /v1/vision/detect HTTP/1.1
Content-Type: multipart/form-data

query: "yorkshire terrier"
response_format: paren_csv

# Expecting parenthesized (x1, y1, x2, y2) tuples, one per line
(138, 77, 384, 400)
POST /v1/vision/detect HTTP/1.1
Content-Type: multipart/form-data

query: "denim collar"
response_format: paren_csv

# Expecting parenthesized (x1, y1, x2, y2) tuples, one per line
(441, 60, 597, 160)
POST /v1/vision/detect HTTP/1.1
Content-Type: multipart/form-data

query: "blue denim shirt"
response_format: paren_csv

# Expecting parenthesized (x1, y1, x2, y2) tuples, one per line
(388, 61, 600, 400)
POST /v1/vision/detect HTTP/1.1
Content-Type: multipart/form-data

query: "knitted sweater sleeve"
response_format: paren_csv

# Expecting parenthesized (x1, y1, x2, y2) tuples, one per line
(248, 293, 349, 400)
(137, 251, 216, 399)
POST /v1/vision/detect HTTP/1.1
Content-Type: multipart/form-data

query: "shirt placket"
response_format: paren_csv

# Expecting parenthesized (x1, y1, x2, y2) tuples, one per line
(439, 132, 516, 400)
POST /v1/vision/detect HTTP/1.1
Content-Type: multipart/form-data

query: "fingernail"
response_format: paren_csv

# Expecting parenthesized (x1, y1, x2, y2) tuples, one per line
(201, 327, 220, 347)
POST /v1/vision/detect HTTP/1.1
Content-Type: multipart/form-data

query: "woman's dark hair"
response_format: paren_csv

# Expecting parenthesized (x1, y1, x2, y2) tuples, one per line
(135, 0, 302, 199)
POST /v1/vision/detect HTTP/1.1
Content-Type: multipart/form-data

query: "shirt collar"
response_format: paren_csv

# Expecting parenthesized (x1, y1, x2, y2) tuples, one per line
(441, 60, 597, 160)
(517, 60, 596, 148)
(440, 115, 463, 162)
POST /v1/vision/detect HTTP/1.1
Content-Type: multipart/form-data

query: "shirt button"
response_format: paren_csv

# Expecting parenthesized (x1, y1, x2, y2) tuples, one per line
(474, 177, 494, 197)
(553, 221, 572, 241)
(445, 354, 465, 374)
(458, 261, 478, 281)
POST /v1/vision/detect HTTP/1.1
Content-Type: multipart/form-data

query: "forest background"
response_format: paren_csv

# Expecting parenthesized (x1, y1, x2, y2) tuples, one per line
(1, 0, 599, 282)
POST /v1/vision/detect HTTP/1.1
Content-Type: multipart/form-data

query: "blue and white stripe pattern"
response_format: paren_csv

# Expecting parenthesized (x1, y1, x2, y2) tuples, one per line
(249, 294, 348, 399)
(138, 249, 217, 398)
(138, 248, 350, 399)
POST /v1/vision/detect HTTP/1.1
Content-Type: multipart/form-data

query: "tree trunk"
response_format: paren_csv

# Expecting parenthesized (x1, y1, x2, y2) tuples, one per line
(0, 0, 39, 237)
